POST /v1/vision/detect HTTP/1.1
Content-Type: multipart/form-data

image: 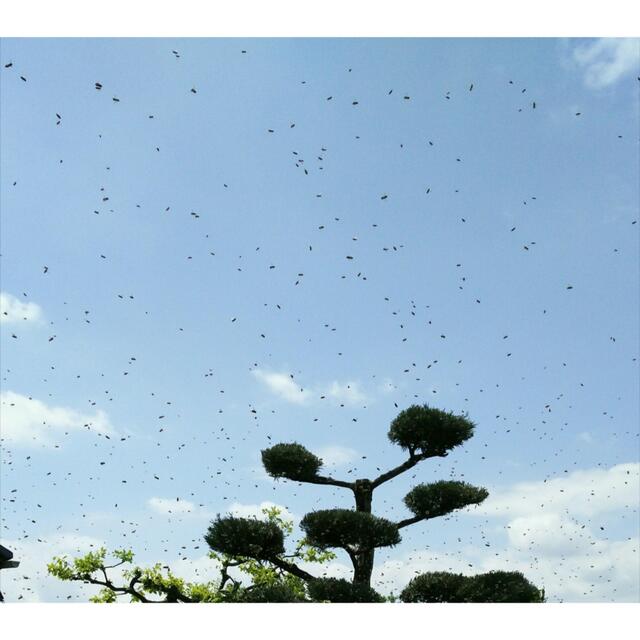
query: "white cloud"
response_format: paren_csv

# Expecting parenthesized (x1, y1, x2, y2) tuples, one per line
(252, 368, 369, 406)
(477, 462, 639, 519)
(251, 369, 311, 405)
(162, 551, 226, 586)
(377, 378, 397, 395)
(572, 38, 639, 88)
(316, 445, 359, 468)
(0, 390, 116, 447)
(301, 560, 352, 581)
(578, 431, 594, 444)
(0, 291, 43, 324)
(325, 381, 367, 405)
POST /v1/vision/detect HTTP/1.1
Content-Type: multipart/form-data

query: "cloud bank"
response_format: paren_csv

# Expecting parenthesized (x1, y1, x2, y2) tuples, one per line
(0, 391, 115, 447)
(374, 463, 640, 602)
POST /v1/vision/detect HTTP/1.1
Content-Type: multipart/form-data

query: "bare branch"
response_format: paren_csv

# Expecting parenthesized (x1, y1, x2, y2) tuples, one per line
(295, 474, 354, 490)
(395, 516, 424, 529)
(77, 573, 155, 603)
(266, 556, 316, 582)
(371, 453, 427, 489)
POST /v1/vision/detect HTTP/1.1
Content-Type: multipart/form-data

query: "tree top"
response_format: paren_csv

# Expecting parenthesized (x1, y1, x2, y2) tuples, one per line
(388, 404, 475, 456)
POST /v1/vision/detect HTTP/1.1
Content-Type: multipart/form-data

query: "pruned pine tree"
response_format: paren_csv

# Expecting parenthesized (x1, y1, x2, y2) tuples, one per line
(205, 404, 544, 602)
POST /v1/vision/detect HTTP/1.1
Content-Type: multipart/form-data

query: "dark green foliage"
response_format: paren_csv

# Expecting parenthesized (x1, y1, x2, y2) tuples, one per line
(400, 571, 468, 602)
(261, 442, 323, 481)
(404, 481, 488, 520)
(388, 404, 474, 455)
(457, 571, 545, 603)
(204, 516, 284, 559)
(308, 577, 385, 603)
(400, 570, 544, 603)
(300, 509, 400, 551)
(241, 582, 306, 603)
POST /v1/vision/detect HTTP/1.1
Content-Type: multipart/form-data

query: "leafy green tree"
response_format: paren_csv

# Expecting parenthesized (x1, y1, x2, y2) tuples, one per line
(48, 506, 334, 602)
(205, 404, 544, 602)
(48, 548, 218, 603)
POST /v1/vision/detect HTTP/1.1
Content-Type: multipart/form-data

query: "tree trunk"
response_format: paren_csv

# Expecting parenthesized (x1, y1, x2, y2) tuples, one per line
(353, 549, 375, 587)
(354, 479, 372, 512)
(353, 479, 375, 588)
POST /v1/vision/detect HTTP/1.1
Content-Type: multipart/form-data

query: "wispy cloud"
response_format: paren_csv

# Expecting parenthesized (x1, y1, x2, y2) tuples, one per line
(377, 378, 397, 395)
(578, 431, 594, 444)
(0, 291, 43, 324)
(315, 445, 359, 468)
(0, 391, 116, 447)
(252, 368, 369, 406)
(251, 369, 311, 405)
(572, 38, 639, 89)
(325, 381, 367, 405)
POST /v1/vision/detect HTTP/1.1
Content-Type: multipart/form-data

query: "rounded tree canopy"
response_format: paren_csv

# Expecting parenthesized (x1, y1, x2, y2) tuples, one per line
(404, 480, 488, 520)
(261, 442, 323, 481)
(388, 404, 475, 455)
(400, 571, 468, 602)
(458, 570, 545, 603)
(300, 509, 401, 551)
(240, 582, 306, 603)
(400, 570, 544, 603)
(204, 515, 284, 559)
(308, 577, 385, 603)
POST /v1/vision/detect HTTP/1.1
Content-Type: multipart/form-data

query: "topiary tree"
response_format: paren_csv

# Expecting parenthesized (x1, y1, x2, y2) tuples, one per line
(400, 570, 545, 603)
(205, 404, 543, 601)
(48, 506, 335, 602)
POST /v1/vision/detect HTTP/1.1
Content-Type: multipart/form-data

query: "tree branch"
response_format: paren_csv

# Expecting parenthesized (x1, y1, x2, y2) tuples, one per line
(266, 556, 316, 582)
(127, 570, 152, 603)
(297, 474, 354, 490)
(163, 584, 195, 603)
(395, 516, 424, 529)
(77, 573, 155, 603)
(371, 453, 428, 489)
(218, 559, 243, 592)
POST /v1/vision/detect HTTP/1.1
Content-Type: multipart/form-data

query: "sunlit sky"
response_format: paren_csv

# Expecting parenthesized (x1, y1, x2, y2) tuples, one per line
(1, 37, 639, 602)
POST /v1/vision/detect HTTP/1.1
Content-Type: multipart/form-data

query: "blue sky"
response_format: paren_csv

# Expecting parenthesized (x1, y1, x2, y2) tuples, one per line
(1, 37, 639, 602)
